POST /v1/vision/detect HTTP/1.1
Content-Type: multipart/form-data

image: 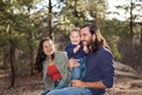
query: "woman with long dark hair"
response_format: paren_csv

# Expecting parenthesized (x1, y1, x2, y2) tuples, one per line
(35, 37, 70, 95)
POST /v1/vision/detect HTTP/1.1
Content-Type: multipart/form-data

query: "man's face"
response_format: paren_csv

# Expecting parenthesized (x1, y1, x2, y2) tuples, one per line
(80, 27, 94, 47)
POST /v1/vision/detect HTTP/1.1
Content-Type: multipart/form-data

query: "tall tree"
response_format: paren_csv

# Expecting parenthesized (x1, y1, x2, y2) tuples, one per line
(115, 0, 142, 40)
(9, 25, 16, 87)
(0, 0, 37, 86)
(48, 0, 53, 39)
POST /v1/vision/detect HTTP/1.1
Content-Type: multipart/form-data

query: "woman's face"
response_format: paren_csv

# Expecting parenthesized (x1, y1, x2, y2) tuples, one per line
(42, 40, 54, 56)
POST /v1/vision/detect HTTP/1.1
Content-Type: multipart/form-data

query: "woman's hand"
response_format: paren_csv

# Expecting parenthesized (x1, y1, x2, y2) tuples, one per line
(68, 58, 80, 70)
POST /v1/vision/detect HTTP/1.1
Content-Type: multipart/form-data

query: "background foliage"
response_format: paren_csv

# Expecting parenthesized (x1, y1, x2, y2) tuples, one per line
(0, 0, 142, 86)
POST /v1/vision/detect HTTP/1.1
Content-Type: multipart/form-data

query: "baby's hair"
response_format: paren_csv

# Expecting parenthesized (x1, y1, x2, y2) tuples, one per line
(69, 28, 80, 36)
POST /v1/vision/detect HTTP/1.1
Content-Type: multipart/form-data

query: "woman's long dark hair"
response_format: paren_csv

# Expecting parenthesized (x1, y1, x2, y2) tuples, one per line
(80, 23, 110, 54)
(35, 37, 54, 72)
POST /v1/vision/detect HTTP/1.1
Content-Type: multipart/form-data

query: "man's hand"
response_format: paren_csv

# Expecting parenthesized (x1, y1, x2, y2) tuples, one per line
(68, 58, 80, 70)
(83, 45, 89, 54)
(71, 80, 85, 88)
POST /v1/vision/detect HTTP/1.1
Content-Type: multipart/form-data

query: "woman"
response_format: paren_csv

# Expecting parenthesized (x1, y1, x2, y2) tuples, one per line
(35, 37, 70, 95)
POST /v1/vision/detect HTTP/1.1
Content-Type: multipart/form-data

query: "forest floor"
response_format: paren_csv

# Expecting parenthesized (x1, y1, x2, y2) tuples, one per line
(1, 62, 142, 95)
(0, 72, 44, 95)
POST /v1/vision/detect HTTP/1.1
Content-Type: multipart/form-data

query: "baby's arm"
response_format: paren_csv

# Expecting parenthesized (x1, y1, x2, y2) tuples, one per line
(73, 45, 81, 53)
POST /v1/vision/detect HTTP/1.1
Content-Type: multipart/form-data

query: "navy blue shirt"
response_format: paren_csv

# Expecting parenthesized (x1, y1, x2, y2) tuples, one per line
(65, 42, 86, 59)
(82, 46, 115, 95)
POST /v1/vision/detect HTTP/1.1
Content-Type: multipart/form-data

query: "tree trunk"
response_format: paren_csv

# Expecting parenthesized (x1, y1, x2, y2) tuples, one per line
(3, 54, 9, 73)
(140, 24, 142, 46)
(48, 0, 53, 40)
(9, 40, 16, 87)
(27, 7, 34, 75)
(29, 36, 34, 75)
(9, 25, 16, 87)
(130, 1, 134, 41)
(29, 47, 34, 75)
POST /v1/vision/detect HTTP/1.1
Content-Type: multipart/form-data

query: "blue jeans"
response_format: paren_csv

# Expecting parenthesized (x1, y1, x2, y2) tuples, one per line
(54, 78, 62, 87)
(69, 57, 86, 81)
(40, 90, 50, 95)
(55, 83, 68, 89)
(39, 78, 62, 95)
(46, 87, 92, 95)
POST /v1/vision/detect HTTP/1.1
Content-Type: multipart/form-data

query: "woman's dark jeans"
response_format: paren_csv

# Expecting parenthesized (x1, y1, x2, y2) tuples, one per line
(40, 78, 62, 95)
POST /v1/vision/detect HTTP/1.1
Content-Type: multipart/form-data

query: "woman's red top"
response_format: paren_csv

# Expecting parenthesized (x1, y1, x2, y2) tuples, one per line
(47, 64, 62, 82)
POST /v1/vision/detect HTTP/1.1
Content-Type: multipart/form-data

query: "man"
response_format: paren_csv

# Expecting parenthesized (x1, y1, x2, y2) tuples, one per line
(46, 23, 115, 95)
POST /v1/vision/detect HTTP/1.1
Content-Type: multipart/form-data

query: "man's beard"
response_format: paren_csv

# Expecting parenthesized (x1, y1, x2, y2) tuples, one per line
(82, 40, 94, 48)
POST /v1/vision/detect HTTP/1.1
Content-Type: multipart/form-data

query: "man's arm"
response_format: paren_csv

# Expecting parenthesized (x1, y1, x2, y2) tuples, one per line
(68, 58, 80, 71)
(71, 80, 106, 89)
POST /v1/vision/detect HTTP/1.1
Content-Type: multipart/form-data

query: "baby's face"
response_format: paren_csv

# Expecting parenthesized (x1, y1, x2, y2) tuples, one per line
(70, 31, 80, 45)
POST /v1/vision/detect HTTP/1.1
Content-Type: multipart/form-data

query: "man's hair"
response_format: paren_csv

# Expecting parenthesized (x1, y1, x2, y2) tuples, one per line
(81, 23, 110, 54)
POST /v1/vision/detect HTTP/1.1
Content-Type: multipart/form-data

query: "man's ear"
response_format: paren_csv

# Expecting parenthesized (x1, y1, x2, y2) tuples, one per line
(92, 34, 96, 42)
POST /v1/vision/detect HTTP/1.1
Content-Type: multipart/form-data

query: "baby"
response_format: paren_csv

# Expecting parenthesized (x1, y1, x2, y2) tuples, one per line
(65, 28, 89, 82)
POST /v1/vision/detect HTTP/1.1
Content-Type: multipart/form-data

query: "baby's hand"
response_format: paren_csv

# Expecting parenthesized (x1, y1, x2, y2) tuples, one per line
(76, 45, 81, 49)
(74, 45, 80, 53)
(83, 45, 89, 54)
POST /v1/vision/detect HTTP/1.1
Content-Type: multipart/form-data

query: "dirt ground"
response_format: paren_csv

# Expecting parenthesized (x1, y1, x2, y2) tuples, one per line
(1, 67, 142, 95)
(0, 74, 44, 95)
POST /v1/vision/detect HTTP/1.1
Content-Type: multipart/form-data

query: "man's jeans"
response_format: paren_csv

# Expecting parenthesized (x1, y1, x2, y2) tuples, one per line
(69, 57, 86, 81)
(46, 87, 92, 95)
